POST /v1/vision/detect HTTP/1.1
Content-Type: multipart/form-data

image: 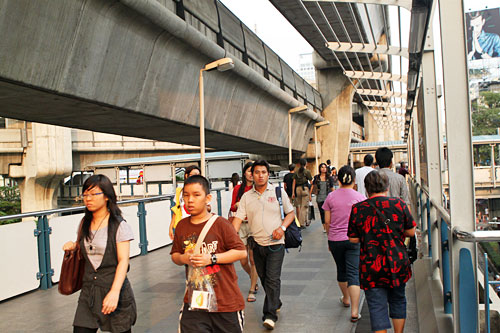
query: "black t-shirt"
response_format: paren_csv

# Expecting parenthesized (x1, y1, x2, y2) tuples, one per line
(283, 173, 294, 197)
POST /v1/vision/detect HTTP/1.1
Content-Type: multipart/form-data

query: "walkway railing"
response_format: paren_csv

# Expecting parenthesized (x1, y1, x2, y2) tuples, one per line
(411, 179, 500, 332)
(0, 187, 231, 301)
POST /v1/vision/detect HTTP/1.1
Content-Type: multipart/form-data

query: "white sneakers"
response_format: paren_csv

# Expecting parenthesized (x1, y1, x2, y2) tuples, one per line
(263, 318, 275, 330)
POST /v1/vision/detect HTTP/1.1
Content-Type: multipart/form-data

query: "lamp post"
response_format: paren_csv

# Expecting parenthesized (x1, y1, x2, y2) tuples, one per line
(288, 105, 308, 164)
(199, 57, 234, 176)
(314, 121, 330, 173)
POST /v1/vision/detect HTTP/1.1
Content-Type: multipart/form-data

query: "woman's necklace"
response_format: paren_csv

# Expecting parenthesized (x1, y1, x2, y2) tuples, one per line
(89, 213, 109, 251)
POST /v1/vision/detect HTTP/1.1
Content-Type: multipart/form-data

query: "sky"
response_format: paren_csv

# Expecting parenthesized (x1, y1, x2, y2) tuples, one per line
(220, 0, 312, 71)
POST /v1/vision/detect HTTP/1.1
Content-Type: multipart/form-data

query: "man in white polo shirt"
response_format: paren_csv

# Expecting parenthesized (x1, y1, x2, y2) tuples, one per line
(232, 160, 295, 330)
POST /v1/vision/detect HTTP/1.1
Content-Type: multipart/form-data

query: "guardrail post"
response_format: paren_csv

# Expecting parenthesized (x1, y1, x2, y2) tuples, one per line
(137, 202, 148, 255)
(459, 248, 478, 332)
(158, 183, 162, 195)
(35, 215, 53, 290)
(485, 253, 491, 333)
(427, 198, 432, 259)
(216, 190, 222, 216)
(441, 219, 452, 314)
(131, 184, 134, 196)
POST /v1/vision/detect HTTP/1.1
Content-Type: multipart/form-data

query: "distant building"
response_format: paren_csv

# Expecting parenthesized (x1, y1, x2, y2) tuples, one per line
(298, 52, 316, 85)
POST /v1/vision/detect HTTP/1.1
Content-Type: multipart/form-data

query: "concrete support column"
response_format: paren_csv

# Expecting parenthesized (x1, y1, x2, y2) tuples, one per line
(9, 123, 72, 213)
(316, 68, 355, 168)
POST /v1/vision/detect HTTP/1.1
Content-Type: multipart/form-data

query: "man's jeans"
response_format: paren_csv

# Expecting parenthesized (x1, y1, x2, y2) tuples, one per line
(252, 243, 285, 322)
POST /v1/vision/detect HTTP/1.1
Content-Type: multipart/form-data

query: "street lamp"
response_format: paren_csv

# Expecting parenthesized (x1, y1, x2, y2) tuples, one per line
(199, 57, 234, 176)
(314, 121, 330, 173)
(288, 105, 308, 164)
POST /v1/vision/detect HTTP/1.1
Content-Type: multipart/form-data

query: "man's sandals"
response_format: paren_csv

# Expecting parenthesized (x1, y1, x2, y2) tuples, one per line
(247, 284, 259, 302)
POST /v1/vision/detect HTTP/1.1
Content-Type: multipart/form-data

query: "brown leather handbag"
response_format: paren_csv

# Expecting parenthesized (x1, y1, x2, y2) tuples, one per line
(58, 224, 85, 295)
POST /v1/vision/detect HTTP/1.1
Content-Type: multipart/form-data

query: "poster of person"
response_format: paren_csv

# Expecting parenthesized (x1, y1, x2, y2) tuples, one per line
(467, 7, 500, 61)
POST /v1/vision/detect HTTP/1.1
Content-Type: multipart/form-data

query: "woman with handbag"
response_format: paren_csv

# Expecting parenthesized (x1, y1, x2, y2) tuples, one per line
(229, 161, 259, 302)
(322, 165, 366, 323)
(62, 174, 136, 333)
(309, 163, 334, 233)
(348, 170, 416, 333)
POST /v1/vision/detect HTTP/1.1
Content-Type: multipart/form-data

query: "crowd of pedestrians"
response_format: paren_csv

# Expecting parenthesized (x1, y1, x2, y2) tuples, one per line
(61, 146, 416, 332)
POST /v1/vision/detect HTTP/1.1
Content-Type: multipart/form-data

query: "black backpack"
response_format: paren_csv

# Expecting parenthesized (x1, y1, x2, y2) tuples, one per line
(275, 185, 302, 249)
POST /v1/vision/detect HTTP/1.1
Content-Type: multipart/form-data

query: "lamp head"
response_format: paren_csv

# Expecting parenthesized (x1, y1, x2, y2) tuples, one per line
(204, 57, 234, 72)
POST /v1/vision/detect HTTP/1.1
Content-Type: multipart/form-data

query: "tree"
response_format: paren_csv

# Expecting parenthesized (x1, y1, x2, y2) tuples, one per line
(472, 92, 500, 136)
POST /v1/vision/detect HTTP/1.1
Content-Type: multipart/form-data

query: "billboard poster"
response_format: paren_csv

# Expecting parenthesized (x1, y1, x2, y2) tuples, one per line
(466, 7, 500, 61)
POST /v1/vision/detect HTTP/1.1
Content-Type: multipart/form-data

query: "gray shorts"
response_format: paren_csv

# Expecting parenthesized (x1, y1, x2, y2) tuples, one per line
(238, 222, 251, 246)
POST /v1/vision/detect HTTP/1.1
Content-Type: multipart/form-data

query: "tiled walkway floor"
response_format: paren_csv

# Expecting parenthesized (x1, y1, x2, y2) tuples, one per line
(0, 218, 419, 332)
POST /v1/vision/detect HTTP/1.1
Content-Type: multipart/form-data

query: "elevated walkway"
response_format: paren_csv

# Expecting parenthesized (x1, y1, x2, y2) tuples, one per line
(0, 216, 418, 332)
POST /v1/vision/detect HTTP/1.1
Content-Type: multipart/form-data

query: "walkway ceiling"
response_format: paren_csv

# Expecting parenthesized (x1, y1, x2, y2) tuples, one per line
(270, 0, 434, 137)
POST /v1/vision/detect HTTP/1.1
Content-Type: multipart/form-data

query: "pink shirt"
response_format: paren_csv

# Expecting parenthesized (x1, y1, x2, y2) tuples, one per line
(322, 188, 366, 241)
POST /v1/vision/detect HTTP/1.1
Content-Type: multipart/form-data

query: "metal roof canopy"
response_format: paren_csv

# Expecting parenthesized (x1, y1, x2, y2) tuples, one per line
(88, 151, 250, 169)
(271, 0, 434, 134)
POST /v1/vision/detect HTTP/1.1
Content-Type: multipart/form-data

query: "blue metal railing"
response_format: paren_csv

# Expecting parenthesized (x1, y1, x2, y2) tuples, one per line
(0, 187, 229, 292)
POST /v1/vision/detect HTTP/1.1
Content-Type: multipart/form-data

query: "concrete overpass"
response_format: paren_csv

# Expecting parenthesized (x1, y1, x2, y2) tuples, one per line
(0, 0, 323, 157)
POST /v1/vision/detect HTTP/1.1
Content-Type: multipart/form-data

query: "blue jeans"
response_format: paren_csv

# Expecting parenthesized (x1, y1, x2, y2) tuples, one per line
(328, 240, 360, 286)
(364, 285, 407, 331)
(252, 243, 285, 322)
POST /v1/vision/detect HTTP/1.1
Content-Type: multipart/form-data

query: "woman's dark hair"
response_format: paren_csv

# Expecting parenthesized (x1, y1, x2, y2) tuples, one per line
(318, 163, 328, 174)
(184, 175, 210, 195)
(80, 174, 122, 241)
(364, 170, 389, 196)
(230, 173, 240, 187)
(297, 158, 307, 174)
(237, 162, 253, 201)
(251, 160, 270, 173)
(331, 167, 337, 174)
(338, 165, 355, 185)
(184, 165, 201, 179)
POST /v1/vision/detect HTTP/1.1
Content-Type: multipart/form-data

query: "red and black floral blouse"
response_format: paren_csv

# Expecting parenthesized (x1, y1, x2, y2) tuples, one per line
(348, 197, 416, 290)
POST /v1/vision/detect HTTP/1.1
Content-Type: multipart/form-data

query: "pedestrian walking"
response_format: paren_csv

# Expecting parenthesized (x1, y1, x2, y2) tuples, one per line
(322, 166, 366, 322)
(310, 162, 334, 233)
(171, 175, 247, 333)
(348, 170, 416, 333)
(375, 148, 410, 204)
(355, 154, 375, 197)
(230, 162, 259, 302)
(62, 174, 136, 333)
(331, 167, 340, 190)
(232, 160, 295, 330)
(229, 172, 240, 191)
(283, 163, 295, 202)
(169, 165, 201, 240)
(292, 158, 312, 228)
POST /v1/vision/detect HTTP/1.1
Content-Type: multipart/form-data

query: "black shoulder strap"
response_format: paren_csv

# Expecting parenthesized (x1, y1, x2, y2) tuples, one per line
(275, 185, 285, 220)
(366, 200, 391, 227)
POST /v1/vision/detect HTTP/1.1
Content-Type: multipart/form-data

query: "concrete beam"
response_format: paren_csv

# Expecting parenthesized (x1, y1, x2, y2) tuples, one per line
(302, 0, 412, 11)
(357, 89, 407, 98)
(345, 71, 408, 83)
(326, 42, 409, 58)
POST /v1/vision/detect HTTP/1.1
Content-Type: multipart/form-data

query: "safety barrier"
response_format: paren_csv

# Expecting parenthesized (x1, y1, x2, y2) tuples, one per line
(0, 187, 231, 301)
(411, 179, 500, 332)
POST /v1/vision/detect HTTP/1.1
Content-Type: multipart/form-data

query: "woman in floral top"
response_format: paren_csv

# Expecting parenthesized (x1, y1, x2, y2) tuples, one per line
(348, 170, 416, 333)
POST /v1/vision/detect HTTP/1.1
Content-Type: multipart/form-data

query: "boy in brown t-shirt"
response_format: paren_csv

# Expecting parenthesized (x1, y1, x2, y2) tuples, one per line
(170, 175, 247, 333)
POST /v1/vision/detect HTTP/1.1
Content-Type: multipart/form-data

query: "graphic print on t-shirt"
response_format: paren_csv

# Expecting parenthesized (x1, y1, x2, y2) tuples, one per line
(183, 234, 221, 287)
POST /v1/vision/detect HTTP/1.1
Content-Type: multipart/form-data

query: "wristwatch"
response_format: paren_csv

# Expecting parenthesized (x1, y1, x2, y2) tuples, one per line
(280, 225, 287, 232)
(211, 253, 217, 265)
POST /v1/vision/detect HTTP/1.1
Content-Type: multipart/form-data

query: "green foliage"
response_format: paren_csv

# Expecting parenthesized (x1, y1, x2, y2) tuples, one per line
(0, 186, 21, 225)
(472, 92, 500, 136)
(482, 242, 500, 273)
(482, 92, 500, 109)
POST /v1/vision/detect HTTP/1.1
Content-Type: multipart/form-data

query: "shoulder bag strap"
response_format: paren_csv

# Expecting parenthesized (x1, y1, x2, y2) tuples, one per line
(275, 185, 285, 220)
(193, 214, 219, 254)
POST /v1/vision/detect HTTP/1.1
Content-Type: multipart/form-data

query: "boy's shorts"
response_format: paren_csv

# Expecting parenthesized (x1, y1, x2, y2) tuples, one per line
(238, 222, 250, 246)
(179, 303, 244, 333)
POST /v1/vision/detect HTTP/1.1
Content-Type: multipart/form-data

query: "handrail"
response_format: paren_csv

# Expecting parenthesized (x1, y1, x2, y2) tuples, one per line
(0, 194, 174, 221)
(430, 197, 451, 225)
(453, 227, 500, 242)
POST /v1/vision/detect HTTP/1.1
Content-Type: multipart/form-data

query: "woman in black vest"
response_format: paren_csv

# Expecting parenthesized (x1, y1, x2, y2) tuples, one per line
(63, 175, 136, 333)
